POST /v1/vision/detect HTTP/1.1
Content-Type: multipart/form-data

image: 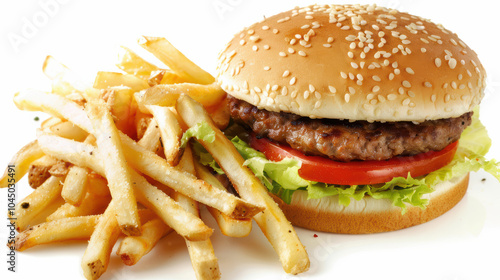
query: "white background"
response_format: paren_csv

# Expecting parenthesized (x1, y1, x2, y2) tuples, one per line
(1, 0, 499, 280)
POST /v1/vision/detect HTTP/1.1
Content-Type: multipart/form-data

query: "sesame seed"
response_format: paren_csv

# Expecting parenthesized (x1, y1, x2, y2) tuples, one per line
(254, 87, 261, 93)
(344, 93, 350, 103)
(315, 91, 321, 100)
(301, 24, 310, 29)
(282, 70, 290, 77)
(451, 81, 457, 89)
(402, 40, 411, 44)
(281, 87, 288, 95)
(309, 84, 315, 92)
(357, 74, 364, 81)
(421, 47, 427, 53)
(402, 80, 411, 88)
(408, 91, 415, 97)
(263, 45, 270, 50)
(239, 39, 246, 45)
(389, 73, 395, 80)
(304, 90, 310, 99)
(398, 87, 405, 94)
(272, 85, 279, 91)
(247, 29, 255, 35)
(420, 38, 429, 44)
(249, 35, 260, 42)
(323, 43, 332, 48)
(329, 86, 337, 94)
(327, 37, 334, 43)
(448, 58, 457, 69)
(459, 84, 466, 89)
(348, 51, 354, 58)
(378, 95, 386, 102)
(291, 91, 298, 98)
(288, 48, 295, 54)
(405, 67, 414, 75)
(279, 52, 287, 57)
(387, 94, 397, 100)
(340, 72, 348, 79)
(402, 98, 411, 106)
(435, 58, 442, 67)
(372, 86, 380, 92)
(263, 66, 270, 71)
(372, 75, 381, 82)
(262, 25, 270, 30)
(348, 87, 356, 94)
(349, 42, 356, 49)
(351, 62, 359, 69)
(431, 94, 437, 102)
(273, 29, 279, 34)
(349, 73, 355, 80)
(252, 45, 258, 51)
(290, 77, 296, 85)
(445, 94, 451, 102)
(424, 82, 432, 87)
(298, 50, 306, 57)
(314, 101, 321, 108)
(305, 15, 314, 20)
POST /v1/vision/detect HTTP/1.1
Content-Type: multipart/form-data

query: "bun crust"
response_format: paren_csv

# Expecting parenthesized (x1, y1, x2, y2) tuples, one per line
(216, 4, 486, 122)
(272, 173, 469, 234)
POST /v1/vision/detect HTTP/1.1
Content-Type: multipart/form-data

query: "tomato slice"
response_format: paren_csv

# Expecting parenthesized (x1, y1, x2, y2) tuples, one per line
(249, 135, 458, 185)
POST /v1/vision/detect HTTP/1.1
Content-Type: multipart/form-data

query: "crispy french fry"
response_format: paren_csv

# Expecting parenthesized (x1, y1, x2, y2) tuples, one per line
(27, 155, 58, 189)
(135, 82, 226, 113)
(37, 134, 213, 241)
(14, 215, 101, 252)
(175, 145, 220, 280)
(117, 218, 172, 266)
(160, 69, 187, 84)
(176, 94, 310, 275)
(194, 161, 252, 238)
(99, 86, 137, 138)
(46, 120, 89, 141)
(87, 173, 110, 197)
(61, 165, 89, 206)
(116, 46, 159, 80)
(11, 176, 64, 232)
(138, 36, 214, 84)
(137, 118, 161, 154)
(15, 91, 262, 220)
(93, 71, 149, 92)
(86, 99, 141, 236)
(47, 191, 111, 221)
(81, 202, 121, 280)
(206, 97, 230, 130)
(147, 105, 183, 166)
(1, 140, 44, 188)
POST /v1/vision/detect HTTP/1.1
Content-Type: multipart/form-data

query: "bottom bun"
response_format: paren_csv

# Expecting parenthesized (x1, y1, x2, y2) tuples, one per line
(272, 173, 469, 234)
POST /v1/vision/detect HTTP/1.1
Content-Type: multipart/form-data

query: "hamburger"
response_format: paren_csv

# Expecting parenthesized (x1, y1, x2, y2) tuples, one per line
(213, 4, 497, 234)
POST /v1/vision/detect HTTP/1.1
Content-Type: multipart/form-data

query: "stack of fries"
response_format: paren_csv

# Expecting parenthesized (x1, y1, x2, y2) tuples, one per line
(1, 36, 310, 280)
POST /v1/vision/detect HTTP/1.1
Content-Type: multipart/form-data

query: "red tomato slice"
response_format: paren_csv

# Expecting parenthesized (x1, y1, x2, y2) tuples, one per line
(249, 135, 458, 185)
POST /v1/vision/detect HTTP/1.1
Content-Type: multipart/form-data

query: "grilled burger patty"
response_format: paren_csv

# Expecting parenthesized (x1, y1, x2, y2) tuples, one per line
(228, 96, 472, 162)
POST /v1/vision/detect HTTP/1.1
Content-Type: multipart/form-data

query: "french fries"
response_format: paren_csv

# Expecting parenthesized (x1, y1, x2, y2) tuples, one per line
(117, 218, 173, 265)
(86, 99, 141, 236)
(37, 134, 214, 241)
(176, 94, 310, 275)
(175, 145, 220, 280)
(147, 105, 183, 166)
(138, 36, 215, 84)
(11, 176, 64, 232)
(116, 46, 159, 80)
(15, 215, 101, 251)
(194, 160, 252, 238)
(4, 35, 313, 280)
(61, 165, 89, 206)
(0, 140, 44, 189)
(135, 82, 226, 113)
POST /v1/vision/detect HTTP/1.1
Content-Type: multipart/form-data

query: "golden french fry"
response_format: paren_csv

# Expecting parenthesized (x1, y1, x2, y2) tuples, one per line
(194, 161, 252, 238)
(117, 218, 173, 266)
(99, 86, 136, 138)
(27, 155, 58, 189)
(86, 99, 141, 236)
(135, 82, 226, 113)
(175, 145, 220, 280)
(81, 202, 121, 280)
(93, 71, 149, 92)
(138, 36, 214, 84)
(176, 94, 310, 275)
(15, 91, 262, 220)
(137, 118, 161, 154)
(147, 105, 183, 166)
(87, 173, 110, 197)
(47, 120, 89, 141)
(160, 69, 187, 84)
(37, 134, 213, 241)
(15, 215, 101, 252)
(11, 176, 64, 232)
(1, 140, 44, 189)
(61, 166, 89, 206)
(47, 191, 111, 221)
(206, 97, 230, 130)
(116, 46, 159, 80)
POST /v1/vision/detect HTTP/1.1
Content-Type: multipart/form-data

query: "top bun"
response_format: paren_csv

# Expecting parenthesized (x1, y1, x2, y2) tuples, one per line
(216, 4, 486, 122)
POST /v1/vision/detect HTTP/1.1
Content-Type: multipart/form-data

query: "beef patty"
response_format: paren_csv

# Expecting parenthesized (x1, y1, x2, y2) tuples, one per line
(228, 96, 472, 162)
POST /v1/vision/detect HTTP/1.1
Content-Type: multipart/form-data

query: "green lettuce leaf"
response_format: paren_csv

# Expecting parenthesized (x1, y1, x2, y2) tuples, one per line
(180, 121, 215, 148)
(188, 109, 500, 213)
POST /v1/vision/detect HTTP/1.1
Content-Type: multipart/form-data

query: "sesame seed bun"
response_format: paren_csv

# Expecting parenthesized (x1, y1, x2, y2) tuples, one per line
(272, 173, 469, 234)
(216, 4, 486, 122)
